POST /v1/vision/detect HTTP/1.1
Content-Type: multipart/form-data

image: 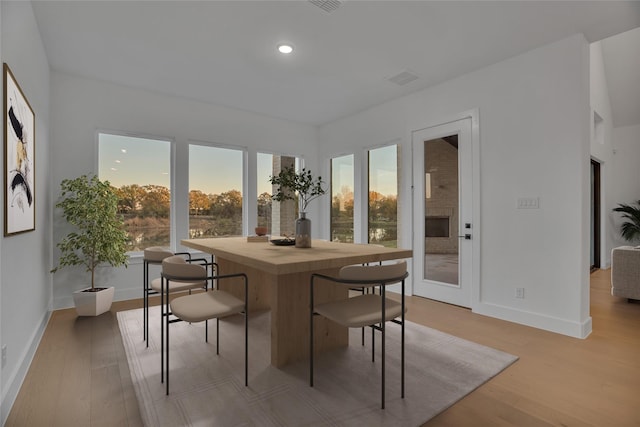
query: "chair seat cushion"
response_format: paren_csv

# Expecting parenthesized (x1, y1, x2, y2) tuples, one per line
(315, 294, 405, 328)
(144, 247, 174, 262)
(151, 277, 206, 293)
(170, 290, 245, 323)
(339, 260, 407, 284)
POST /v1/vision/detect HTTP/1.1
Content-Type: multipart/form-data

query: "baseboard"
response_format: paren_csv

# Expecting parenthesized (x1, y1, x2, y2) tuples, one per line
(1, 309, 51, 426)
(473, 301, 592, 339)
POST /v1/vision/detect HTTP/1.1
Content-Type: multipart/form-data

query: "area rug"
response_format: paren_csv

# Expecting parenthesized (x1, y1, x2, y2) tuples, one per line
(118, 307, 517, 426)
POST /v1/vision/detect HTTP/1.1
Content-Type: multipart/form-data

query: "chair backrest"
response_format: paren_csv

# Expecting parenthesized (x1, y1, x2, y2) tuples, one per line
(144, 246, 174, 262)
(339, 260, 407, 285)
(162, 255, 206, 281)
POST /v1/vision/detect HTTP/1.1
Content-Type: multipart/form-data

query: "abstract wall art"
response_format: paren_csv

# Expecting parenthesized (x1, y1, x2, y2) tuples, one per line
(4, 63, 35, 236)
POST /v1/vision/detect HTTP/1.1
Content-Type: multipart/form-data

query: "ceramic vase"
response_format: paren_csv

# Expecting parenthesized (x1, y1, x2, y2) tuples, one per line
(295, 212, 312, 248)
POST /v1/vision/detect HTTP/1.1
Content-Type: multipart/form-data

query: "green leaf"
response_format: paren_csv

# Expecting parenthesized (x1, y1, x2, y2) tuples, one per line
(268, 166, 326, 211)
(613, 200, 640, 244)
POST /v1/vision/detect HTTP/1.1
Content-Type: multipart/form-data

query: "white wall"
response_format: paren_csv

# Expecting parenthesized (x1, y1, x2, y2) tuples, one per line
(319, 34, 592, 338)
(50, 72, 319, 309)
(0, 2, 52, 424)
(611, 123, 640, 247)
(589, 41, 615, 267)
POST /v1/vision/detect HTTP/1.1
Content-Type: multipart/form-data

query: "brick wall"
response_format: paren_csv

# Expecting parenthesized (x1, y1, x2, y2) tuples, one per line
(425, 138, 459, 254)
(271, 156, 297, 237)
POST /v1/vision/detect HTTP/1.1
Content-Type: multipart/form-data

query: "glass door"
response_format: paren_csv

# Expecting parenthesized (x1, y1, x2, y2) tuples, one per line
(412, 118, 473, 307)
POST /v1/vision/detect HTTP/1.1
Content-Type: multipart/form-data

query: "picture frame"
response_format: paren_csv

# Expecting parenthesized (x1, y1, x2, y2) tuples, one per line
(4, 63, 35, 236)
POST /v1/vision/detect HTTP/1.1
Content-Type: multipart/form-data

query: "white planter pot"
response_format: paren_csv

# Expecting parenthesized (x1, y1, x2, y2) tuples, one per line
(72, 286, 115, 316)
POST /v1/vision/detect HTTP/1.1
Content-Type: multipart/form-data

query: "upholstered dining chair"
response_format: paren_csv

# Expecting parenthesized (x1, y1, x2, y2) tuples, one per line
(143, 247, 214, 347)
(352, 243, 384, 346)
(309, 260, 408, 409)
(161, 255, 248, 395)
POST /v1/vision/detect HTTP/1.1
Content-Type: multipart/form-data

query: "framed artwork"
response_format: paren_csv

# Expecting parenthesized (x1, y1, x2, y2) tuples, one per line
(4, 63, 35, 236)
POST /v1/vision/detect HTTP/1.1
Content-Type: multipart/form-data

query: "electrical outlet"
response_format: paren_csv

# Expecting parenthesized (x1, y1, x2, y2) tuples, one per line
(515, 288, 525, 299)
(1, 344, 7, 368)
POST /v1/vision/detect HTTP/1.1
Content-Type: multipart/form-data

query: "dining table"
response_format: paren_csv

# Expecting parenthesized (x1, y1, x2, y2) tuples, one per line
(181, 236, 413, 367)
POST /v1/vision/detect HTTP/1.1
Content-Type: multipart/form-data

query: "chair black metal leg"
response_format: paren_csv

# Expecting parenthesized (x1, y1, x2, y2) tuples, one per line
(216, 318, 220, 354)
(165, 293, 170, 395)
(309, 280, 314, 387)
(160, 278, 165, 383)
(244, 275, 249, 387)
(143, 260, 147, 343)
(381, 285, 386, 410)
(244, 311, 248, 387)
(401, 279, 405, 399)
(371, 323, 376, 362)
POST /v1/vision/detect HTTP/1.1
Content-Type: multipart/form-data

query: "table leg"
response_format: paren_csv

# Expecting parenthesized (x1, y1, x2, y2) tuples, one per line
(216, 258, 348, 367)
(271, 269, 348, 367)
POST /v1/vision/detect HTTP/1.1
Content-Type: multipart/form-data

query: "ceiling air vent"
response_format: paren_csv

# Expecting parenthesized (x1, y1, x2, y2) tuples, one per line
(387, 70, 419, 86)
(308, 0, 342, 13)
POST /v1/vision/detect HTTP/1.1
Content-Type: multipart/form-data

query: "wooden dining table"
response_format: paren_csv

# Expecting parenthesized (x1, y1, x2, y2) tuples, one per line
(181, 237, 413, 367)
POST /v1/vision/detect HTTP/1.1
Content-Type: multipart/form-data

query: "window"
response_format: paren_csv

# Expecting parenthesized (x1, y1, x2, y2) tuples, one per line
(189, 144, 243, 238)
(257, 153, 299, 237)
(330, 154, 354, 242)
(98, 133, 171, 252)
(368, 145, 398, 247)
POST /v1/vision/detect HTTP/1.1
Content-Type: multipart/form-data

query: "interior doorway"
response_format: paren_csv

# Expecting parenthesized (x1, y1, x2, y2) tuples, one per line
(590, 159, 601, 272)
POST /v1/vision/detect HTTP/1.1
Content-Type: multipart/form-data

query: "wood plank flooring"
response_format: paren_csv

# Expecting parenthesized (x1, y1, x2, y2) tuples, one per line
(6, 269, 640, 426)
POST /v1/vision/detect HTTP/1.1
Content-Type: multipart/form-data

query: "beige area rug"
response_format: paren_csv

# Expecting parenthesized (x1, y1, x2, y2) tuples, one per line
(118, 307, 517, 426)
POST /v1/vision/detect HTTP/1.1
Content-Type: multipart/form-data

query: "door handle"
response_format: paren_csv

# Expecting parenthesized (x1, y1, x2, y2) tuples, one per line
(458, 234, 472, 240)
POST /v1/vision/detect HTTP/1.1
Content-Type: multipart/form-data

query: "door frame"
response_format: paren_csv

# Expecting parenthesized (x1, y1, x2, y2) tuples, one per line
(410, 109, 480, 308)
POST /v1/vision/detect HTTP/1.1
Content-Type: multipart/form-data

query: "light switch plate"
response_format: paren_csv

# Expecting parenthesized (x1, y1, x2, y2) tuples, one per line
(517, 197, 539, 209)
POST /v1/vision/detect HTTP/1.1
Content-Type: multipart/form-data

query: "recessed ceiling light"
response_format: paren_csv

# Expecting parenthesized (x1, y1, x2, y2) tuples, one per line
(277, 44, 294, 54)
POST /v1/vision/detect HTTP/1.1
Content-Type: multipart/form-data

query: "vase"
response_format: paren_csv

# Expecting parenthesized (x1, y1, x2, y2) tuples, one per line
(295, 212, 312, 248)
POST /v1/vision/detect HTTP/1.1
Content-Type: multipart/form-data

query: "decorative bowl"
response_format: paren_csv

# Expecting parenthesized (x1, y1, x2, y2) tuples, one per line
(270, 238, 296, 246)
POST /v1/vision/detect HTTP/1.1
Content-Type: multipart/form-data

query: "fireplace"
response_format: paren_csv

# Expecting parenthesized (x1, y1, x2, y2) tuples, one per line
(425, 216, 449, 238)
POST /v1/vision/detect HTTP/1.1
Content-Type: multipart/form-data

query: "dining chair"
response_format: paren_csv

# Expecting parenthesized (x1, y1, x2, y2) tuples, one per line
(161, 255, 248, 395)
(143, 247, 214, 347)
(352, 243, 384, 346)
(309, 260, 408, 409)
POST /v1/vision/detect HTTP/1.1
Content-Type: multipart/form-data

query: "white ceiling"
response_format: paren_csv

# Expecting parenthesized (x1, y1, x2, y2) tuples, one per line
(31, 1, 640, 127)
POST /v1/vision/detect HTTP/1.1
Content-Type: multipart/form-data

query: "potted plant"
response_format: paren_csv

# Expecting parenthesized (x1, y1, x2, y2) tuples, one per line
(269, 166, 326, 248)
(51, 174, 128, 316)
(613, 200, 640, 244)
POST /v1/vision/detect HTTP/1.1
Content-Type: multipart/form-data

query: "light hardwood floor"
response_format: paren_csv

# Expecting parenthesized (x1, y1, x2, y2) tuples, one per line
(6, 269, 640, 426)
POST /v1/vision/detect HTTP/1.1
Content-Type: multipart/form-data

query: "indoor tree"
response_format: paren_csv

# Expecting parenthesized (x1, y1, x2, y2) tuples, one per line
(52, 174, 128, 290)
